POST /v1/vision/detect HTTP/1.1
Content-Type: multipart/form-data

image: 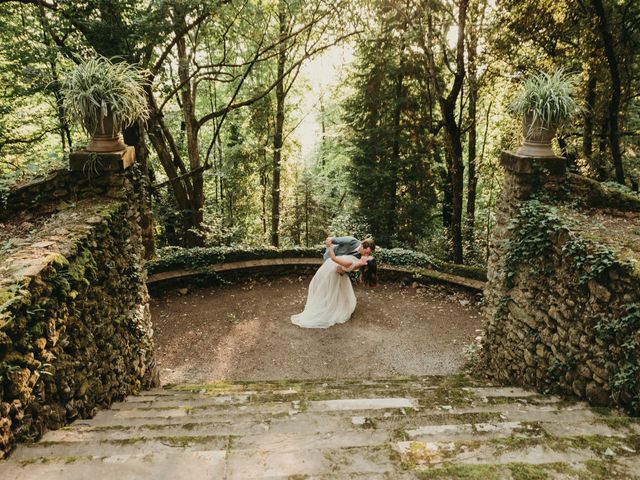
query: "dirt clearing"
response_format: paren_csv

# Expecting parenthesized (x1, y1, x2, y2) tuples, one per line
(150, 276, 483, 384)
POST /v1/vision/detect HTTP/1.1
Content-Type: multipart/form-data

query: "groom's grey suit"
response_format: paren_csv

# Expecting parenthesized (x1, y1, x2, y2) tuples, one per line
(323, 236, 361, 262)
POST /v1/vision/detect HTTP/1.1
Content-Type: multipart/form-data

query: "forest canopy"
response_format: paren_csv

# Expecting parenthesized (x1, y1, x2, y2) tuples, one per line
(1, 0, 638, 265)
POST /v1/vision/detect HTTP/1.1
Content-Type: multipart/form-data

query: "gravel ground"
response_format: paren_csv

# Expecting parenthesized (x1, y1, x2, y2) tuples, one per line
(150, 276, 483, 385)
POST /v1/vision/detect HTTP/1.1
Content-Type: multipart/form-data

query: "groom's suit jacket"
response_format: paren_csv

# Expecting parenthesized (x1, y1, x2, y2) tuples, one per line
(323, 236, 361, 262)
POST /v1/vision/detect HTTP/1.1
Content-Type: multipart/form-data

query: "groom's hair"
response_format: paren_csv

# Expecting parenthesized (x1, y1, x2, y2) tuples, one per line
(362, 238, 376, 251)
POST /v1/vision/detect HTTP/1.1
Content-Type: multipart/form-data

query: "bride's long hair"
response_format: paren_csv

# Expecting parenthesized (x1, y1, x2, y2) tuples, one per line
(361, 258, 377, 287)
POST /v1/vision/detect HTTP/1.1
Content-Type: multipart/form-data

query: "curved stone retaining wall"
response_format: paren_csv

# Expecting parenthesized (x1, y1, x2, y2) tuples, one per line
(0, 167, 158, 458)
(146, 248, 486, 293)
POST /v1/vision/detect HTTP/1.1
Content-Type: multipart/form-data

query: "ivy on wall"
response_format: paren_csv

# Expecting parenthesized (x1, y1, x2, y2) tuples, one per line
(495, 196, 639, 413)
(503, 199, 630, 288)
(595, 304, 640, 412)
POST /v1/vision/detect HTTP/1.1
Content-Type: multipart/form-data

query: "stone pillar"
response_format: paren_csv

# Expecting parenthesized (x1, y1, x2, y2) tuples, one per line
(487, 150, 567, 285)
(68, 146, 156, 258)
(482, 150, 566, 381)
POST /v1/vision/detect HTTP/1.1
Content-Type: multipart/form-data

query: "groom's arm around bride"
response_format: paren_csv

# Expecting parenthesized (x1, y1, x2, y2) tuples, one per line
(322, 236, 361, 262)
(322, 236, 375, 262)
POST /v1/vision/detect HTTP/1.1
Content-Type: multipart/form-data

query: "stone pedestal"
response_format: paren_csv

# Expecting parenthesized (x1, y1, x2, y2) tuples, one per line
(501, 150, 566, 175)
(500, 150, 566, 201)
(70, 146, 135, 173)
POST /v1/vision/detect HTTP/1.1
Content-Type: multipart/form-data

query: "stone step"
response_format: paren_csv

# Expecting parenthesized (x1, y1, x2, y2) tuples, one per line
(106, 391, 564, 420)
(37, 419, 629, 462)
(123, 384, 547, 406)
(88, 396, 422, 423)
(1, 446, 408, 480)
(10, 435, 229, 462)
(4, 375, 640, 479)
(41, 404, 611, 446)
(404, 461, 636, 479)
(71, 399, 598, 435)
(393, 438, 619, 467)
(225, 445, 399, 478)
(136, 377, 531, 397)
(1, 451, 228, 480)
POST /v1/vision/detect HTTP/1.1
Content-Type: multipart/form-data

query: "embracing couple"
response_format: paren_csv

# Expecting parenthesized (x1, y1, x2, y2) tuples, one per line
(291, 236, 377, 329)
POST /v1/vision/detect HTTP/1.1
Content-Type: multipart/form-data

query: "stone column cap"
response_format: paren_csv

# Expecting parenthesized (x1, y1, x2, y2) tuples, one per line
(69, 146, 135, 172)
(501, 150, 566, 175)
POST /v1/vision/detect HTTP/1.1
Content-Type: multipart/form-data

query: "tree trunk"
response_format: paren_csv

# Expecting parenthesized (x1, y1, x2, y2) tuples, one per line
(176, 14, 205, 247)
(443, 123, 465, 264)
(387, 65, 405, 245)
(433, 1, 468, 264)
(320, 97, 326, 168)
(465, 8, 479, 248)
(597, 116, 609, 180)
(583, 70, 597, 163)
(557, 136, 577, 169)
(304, 181, 310, 247)
(436, 146, 452, 231)
(124, 121, 156, 258)
(592, 0, 624, 184)
(38, 5, 72, 152)
(271, 1, 287, 247)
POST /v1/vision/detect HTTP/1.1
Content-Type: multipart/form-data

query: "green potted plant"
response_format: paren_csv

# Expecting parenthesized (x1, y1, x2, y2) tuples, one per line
(509, 68, 581, 157)
(61, 56, 149, 153)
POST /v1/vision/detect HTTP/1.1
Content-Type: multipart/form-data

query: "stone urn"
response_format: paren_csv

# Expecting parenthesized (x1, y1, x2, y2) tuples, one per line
(86, 106, 128, 153)
(515, 112, 557, 158)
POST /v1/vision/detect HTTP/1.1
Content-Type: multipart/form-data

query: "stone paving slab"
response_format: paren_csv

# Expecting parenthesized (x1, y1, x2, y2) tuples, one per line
(461, 386, 557, 398)
(306, 397, 418, 412)
(1, 450, 227, 480)
(406, 421, 525, 438)
(393, 440, 600, 466)
(10, 435, 230, 461)
(232, 430, 390, 453)
(111, 393, 253, 409)
(104, 401, 293, 419)
(225, 446, 397, 478)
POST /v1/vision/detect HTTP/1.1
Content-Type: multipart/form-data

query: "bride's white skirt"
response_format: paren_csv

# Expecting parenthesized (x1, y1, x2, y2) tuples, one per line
(291, 259, 357, 328)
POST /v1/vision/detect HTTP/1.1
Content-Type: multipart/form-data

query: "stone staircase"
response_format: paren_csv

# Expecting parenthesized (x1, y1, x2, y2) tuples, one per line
(1, 376, 639, 479)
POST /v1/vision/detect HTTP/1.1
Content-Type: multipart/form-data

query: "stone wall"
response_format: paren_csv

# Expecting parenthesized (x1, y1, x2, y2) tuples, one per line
(1, 161, 155, 258)
(481, 151, 640, 414)
(0, 166, 159, 458)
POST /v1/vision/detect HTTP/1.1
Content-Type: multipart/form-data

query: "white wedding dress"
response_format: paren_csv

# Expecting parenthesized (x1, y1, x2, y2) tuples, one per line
(291, 256, 357, 328)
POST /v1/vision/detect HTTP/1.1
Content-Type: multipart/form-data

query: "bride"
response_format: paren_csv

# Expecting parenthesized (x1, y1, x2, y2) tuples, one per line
(291, 237, 377, 329)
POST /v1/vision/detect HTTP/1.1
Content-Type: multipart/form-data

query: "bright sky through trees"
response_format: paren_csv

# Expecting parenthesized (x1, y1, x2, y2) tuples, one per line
(293, 43, 355, 162)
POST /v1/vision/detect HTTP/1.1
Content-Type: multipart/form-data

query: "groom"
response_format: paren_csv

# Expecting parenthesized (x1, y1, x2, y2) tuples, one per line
(323, 236, 375, 262)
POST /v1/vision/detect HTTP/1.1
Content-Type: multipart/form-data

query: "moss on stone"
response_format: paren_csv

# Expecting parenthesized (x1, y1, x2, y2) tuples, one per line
(0, 171, 158, 458)
(415, 463, 551, 480)
(489, 432, 640, 458)
(594, 415, 640, 431)
(416, 460, 634, 480)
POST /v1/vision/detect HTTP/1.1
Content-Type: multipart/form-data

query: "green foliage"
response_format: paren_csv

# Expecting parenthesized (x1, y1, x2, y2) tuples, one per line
(147, 246, 323, 275)
(147, 245, 488, 284)
(343, 3, 440, 248)
(509, 68, 581, 132)
(503, 199, 629, 287)
(595, 304, 640, 412)
(60, 56, 149, 136)
(503, 200, 558, 286)
(562, 239, 619, 284)
(602, 181, 640, 198)
(376, 248, 435, 269)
